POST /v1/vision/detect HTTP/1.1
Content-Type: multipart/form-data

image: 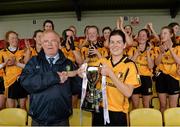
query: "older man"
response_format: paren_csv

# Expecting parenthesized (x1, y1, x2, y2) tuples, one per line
(20, 30, 81, 126)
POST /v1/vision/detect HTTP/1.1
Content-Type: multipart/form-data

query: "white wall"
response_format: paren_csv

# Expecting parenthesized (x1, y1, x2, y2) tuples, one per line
(0, 9, 179, 39)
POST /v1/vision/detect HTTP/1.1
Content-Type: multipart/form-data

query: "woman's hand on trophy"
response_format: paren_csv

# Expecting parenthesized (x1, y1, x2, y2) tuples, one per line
(101, 63, 114, 77)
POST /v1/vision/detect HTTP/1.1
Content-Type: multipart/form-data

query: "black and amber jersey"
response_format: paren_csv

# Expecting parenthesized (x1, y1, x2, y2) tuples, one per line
(155, 46, 180, 80)
(61, 47, 80, 63)
(74, 41, 80, 48)
(97, 56, 140, 113)
(1, 48, 24, 88)
(81, 46, 108, 66)
(127, 46, 154, 76)
(24, 47, 38, 57)
(150, 36, 160, 46)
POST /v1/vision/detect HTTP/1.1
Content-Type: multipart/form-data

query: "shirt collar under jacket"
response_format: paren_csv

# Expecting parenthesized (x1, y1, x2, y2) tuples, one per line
(45, 53, 59, 64)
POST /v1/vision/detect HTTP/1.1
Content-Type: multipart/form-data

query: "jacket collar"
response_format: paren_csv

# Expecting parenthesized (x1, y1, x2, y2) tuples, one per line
(38, 49, 66, 65)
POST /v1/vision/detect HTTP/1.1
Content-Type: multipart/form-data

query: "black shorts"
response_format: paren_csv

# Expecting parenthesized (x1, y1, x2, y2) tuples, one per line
(0, 77, 5, 94)
(92, 107, 127, 126)
(155, 72, 180, 95)
(133, 76, 153, 95)
(8, 80, 28, 99)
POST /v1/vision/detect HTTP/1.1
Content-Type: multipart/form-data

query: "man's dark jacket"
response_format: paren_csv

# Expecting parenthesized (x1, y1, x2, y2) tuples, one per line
(19, 49, 81, 125)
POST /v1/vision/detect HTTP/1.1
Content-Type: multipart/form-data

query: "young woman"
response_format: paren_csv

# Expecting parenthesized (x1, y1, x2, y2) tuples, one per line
(33, 30, 43, 54)
(101, 27, 111, 57)
(43, 20, 54, 31)
(0, 50, 6, 110)
(61, 29, 83, 108)
(81, 25, 108, 66)
(61, 29, 83, 66)
(168, 22, 180, 45)
(155, 26, 180, 113)
(1, 31, 28, 109)
(128, 29, 154, 108)
(102, 27, 112, 48)
(92, 30, 140, 126)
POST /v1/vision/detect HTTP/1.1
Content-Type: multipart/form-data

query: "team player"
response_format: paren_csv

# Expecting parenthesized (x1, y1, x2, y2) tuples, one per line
(91, 30, 140, 126)
(1, 31, 28, 109)
(155, 26, 180, 113)
(61, 29, 83, 107)
(0, 50, 7, 110)
(61, 29, 83, 66)
(128, 29, 154, 108)
(81, 25, 108, 66)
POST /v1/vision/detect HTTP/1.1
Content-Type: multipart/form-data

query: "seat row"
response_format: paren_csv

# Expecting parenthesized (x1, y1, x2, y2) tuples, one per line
(0, 107, 180, 126)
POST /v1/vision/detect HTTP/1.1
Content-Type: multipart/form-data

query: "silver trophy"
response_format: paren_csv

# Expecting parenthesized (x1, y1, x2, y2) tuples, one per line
(81, 66, 102, 112)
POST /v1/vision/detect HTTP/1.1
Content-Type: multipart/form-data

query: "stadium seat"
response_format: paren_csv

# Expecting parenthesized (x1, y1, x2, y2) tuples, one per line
(129, 108, 163, 126)
(0, 108, 27, 126)
(28, 115, 32, 126)
(69, 108, 92, 126)
(164, 107, 180, 126)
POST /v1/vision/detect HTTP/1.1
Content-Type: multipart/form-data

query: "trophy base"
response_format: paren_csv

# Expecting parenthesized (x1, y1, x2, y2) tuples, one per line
(81, 100, 97, 112)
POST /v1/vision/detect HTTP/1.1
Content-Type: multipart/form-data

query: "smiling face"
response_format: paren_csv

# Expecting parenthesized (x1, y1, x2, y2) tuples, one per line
(41, 31, 60, 57)
(160, 28, 172, 43)
(87, 27, 99, 43)
(103, 29, 111, 40)
(109, 35, 126, 56)
(34, 31, 43, 45)
(44, 22, 53, 31)
(7, 32, 18, 48)
(138, 30, 149, 44)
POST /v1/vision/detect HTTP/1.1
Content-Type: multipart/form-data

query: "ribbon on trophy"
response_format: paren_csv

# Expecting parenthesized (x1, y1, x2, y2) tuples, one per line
(102, 75, 110, 124)
(80, 63, 88, 108)
(79, 63, 88, 125)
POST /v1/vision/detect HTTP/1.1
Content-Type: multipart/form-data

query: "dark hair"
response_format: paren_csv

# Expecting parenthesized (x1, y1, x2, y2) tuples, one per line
(87, 25, 99, 35)
(102, 26, 112, 33)
(109, 30, 126, 44)
(161, 26, 176, 44)
(43, 20, 54, 30)
(62, 29, 74, 40)
(33, 29, 43, 38)
(168, 22, 180, 28)
(84, 25, 90, 35)
(138, 29, 150, 38)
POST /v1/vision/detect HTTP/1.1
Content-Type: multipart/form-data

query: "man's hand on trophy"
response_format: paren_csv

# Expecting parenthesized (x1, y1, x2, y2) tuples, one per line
(101, 63, 113, 77)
